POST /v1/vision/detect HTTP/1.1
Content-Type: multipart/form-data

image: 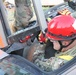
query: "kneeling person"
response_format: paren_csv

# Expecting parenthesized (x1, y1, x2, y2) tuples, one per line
(27, 15, 76, 72)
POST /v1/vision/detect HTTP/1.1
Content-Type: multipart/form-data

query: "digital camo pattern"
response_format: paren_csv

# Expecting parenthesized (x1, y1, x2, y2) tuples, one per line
(14, 0, 33, 30)
(33, 44, 76, 72)
(4, 0, 33, 33)
(0, 58, 32, 75)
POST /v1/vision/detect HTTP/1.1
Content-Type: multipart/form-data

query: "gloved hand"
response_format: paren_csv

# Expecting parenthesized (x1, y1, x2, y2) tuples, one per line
(38, 32, 47, 43)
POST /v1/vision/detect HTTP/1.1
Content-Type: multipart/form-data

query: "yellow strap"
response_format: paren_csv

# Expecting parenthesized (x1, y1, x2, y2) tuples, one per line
(58, 9, 71, 15)
(58, 55, 73, 61)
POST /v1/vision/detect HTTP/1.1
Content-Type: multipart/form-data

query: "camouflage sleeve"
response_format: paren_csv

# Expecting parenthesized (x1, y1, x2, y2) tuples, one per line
(14, 0, 33, 30)
(33, 56, 65, 72)
(33, 49, 67, 72)
(33, 45, 76, 72)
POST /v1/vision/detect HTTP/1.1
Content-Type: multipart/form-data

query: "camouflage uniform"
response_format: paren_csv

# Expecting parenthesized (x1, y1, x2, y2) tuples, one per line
(33, 44, 76, 72)
(0, 60, 30, 75)
(14, 0, 33, 31)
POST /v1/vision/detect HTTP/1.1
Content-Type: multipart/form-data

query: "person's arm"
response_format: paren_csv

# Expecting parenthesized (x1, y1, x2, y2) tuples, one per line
(27, 43, 45, 62)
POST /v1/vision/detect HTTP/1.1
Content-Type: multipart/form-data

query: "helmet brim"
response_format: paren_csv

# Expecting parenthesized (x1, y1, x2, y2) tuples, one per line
(46, 32, 76, 41)
(46, 32, 63, 40)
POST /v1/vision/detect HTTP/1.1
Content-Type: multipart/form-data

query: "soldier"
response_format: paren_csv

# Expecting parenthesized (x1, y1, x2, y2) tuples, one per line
(4, 0, 33, 33)
(27, 15, 76, 72)
(14, 0, 33, 32)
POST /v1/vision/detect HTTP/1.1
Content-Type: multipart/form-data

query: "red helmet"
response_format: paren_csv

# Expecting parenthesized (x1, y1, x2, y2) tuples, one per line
(46, 15, 76, 40)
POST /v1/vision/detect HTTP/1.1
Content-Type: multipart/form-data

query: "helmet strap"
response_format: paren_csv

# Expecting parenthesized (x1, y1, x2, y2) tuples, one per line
(58, 39, 75, 52)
